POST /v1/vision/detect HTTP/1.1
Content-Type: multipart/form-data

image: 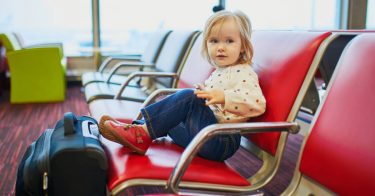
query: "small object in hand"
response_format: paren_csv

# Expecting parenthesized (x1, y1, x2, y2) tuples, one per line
(194, 84, 203, 90)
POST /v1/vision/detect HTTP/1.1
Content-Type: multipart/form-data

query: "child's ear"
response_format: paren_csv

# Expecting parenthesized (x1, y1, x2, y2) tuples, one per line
(240, 44, 245, 53)
(241, 47, 245, 53)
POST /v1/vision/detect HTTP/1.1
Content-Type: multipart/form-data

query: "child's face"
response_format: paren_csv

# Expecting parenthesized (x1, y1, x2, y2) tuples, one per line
(207, 18, 243, 67)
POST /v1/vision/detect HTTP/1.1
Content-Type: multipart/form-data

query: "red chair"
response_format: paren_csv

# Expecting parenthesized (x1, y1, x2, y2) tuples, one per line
(95, 31, 333, 195)
(283, 33, 375, 195)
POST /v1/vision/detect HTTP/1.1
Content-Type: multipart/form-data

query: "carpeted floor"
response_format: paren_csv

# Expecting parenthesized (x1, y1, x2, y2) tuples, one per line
(0, 84, 304, 195)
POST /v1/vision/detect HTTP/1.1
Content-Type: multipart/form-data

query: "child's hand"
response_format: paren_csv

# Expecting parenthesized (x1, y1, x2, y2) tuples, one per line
(194, 89, 225, 105)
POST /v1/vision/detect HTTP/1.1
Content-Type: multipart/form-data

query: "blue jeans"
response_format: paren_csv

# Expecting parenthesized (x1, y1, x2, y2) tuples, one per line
(140, 89, 240, 161)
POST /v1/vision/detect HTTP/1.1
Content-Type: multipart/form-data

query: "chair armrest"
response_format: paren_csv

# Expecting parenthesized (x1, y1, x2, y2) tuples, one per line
(106, 61, 155, 82)
(114, 71, 178, 99)
(114, 54, 142, 60)
(97, 56, 142, 73)
(142, 88, 181, 106)
(165, 121, 300, 193)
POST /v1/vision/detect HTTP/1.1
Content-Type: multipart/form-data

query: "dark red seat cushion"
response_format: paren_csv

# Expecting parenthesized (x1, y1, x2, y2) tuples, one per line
(103, 138, 250, 190)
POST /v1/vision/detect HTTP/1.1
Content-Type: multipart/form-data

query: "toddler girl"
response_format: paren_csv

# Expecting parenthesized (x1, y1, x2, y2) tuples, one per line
(99, 10, 266, 161)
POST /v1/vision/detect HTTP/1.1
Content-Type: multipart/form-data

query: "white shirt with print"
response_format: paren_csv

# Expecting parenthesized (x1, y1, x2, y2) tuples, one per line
(204, 63, 266, 123)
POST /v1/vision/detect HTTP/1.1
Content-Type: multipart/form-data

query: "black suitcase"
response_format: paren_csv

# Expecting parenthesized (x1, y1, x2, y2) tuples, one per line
(16, 112, 108, 196)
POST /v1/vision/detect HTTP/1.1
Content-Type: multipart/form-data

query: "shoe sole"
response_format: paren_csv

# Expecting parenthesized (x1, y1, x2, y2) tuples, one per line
(108, 125, 147, 155)
(98, 115, 122, 143)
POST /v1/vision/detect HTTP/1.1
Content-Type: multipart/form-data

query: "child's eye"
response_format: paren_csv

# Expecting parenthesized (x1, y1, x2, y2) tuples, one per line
(226, 39, 234, 44)
(209, 39, 218, 43)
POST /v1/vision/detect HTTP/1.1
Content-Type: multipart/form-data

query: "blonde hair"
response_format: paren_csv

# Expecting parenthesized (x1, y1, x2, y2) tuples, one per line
(201, 10, 254, 65)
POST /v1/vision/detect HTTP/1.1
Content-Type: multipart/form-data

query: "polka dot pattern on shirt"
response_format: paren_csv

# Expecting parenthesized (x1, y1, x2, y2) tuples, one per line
(204, 63, 265, 123)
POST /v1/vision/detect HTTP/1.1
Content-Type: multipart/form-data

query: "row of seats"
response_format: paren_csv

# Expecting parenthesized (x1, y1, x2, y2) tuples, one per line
(83, 30, 201, 104)
(85, 30, 325, 194)
(82, 30, 173, 87)
(4, 28, 373, 194)
(3, 28, 374, 194)
(84, 30, 372, 123)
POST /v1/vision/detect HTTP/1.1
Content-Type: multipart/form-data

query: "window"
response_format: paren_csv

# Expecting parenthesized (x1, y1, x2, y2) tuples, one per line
(366, 0, 375, 29)
(99, 0, 217, 56)
(0, 0, 92, 56)
(226, 0, 339, 30)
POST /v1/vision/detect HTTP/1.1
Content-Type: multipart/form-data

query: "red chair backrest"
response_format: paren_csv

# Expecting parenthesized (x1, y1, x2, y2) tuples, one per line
(299, 34, 375, 195)
(179, 31, 331, 156)
(247, 31, 331, 155)
(177, 34, 214, 88)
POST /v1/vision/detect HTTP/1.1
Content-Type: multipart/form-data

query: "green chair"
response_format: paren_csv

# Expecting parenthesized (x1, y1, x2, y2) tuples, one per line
(0, 33, 66, 103)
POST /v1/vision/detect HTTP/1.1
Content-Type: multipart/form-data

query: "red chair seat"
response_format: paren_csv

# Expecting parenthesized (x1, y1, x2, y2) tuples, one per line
(102, 137, 250, 190)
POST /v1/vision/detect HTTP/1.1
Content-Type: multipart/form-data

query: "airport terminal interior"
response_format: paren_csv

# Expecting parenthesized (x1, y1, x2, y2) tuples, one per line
(1, 0, 375, 195)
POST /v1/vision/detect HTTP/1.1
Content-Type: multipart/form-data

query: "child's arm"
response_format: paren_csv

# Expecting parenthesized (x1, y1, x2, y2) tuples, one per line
(222, 67, 266, 117)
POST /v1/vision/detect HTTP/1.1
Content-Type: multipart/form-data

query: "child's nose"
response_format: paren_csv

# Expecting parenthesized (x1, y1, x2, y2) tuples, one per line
(217, 44, 225, 52)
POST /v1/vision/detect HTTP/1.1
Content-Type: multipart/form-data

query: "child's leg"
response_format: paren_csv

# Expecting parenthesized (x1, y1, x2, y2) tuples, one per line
(99, 89, 202, 154)
(166, 116, 241, 161)
(100, 89, 240, 159)
(143, 89, 241, 161)
(141, 89, 215, 139)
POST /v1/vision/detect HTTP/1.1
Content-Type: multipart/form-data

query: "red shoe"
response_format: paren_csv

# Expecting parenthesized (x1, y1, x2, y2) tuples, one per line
(99, 115, 124, 143)
(102, 120, 152, 155)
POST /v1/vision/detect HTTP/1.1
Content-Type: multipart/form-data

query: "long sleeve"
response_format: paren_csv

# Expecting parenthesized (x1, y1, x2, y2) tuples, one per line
(204, 63, 266, 123)
(223, 65, 266, 117)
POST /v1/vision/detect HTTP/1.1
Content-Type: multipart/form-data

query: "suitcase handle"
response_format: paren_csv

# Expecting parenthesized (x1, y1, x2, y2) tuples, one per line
(64, 112, 77, 135)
